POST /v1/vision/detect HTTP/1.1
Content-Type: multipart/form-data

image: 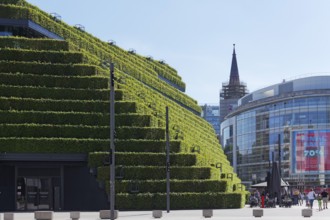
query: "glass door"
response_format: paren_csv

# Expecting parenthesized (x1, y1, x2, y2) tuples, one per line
(16, 167, 61, 211)
(25, 178, 51, 210)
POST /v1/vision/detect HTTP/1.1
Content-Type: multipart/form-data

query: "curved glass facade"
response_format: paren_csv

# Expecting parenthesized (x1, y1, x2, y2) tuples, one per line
(221, 76, 330, 188)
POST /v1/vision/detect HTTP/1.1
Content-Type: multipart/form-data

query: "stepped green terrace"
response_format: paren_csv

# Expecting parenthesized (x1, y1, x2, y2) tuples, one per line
(0, 0, 246, 211)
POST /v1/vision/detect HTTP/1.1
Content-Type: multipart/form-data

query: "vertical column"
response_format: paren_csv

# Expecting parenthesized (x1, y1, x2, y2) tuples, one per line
(109, 63, 116, 220)
(166, 106, 170, 213)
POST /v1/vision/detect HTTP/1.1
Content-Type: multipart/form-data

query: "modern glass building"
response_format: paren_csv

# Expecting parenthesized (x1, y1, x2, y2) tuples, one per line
(221, 75, 330, 188)
(201, 104, 220, 137)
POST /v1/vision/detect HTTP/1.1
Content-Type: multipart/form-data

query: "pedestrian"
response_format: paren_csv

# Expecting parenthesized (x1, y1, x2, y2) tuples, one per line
(321, 189, 328, 209)
(261, 192, 265, 208)
(254, 190, 260, 205)
(304, 193, 309, 207)
(298, 192, 303, 206)
(317, 194, 322, 211)
(307, 188, 316, 209)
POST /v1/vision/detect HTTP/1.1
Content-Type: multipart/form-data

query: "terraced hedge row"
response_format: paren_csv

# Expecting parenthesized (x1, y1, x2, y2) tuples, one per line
(114, 139, 181, 153)
(0, 123, 108, 139)
(0, 110, 109, 125)
(97, 166, 217, 181)
(0, 137, 108, 153)
(88, 152, 197, 167)
(0, 73, 109, 92)
(0, 85, 116, 101)
(0, 111, 152, 127)
(0, 138, 183, 154)
(0, 73, 109, 89)
(113, 179, 231, 193)
(0, 48, 84, 64)
(0, 97, 138, 113)
(0, 60, 106, 76)
(116, 192, 245, 209)
(0, 38, 101, 66)
(0, 36, 70, 51)
(0, 124, 166, 140)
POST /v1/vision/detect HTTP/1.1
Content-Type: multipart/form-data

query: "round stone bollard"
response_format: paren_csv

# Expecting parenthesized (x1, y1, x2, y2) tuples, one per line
(99, 210, 118, 219)
(302, 209, 312, 217)
(252, 209, 263, 218)
(34, 211, 53, 220)
(203, 209, 213, 218)
(152, 210, 162, 218)
(70, 212, 80, 220)
(4, 213, 14, 220)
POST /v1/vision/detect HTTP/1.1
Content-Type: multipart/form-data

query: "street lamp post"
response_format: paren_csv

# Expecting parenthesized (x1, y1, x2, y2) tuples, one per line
(165, 106, 170, 213)
(109, 63, 116, 220)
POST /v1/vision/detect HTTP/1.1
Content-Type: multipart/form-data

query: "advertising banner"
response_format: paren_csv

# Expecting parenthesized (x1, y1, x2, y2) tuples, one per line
(292, 130, 330, 173)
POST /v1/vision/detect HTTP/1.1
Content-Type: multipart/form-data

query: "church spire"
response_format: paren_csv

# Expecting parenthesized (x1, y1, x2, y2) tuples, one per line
(220, 44, 248, 100)
(229, 44, 240, 85)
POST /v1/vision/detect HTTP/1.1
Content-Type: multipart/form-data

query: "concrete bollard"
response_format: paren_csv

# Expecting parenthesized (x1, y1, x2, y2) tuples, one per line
(203, 209, 213, 218)
(152, 210, 162, 218)
(302, 209, 312, 217)
(252, 209, 263, 218)
(4, 213, 14, 220)
(70, 212, 80, 220)
(100, 210, 118, 219)
(34, 211, 53, 220)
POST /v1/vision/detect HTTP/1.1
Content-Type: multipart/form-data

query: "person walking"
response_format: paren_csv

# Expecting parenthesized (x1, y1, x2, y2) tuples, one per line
(298, 192, 303, 206)
(304, 193, 309, 207)
(307, 188, 316, 209)
(321, 189, 328, 209)
(317, 194, 322, 211)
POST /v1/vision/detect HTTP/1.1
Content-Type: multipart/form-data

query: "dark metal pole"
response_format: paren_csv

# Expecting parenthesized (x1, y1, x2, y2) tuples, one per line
(109, 63, 116, 220)
(166, 106, 170, 213)
(278, 134, 281, 178)
(278, 133, 282, 207)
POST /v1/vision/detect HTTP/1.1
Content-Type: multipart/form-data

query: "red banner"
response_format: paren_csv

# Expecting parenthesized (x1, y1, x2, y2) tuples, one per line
(293, 130, 330, 172)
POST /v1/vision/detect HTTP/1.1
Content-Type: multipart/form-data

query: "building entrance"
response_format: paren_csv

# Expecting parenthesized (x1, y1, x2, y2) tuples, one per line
(16, 167, 62, 211)
(30, 178, 50, 210)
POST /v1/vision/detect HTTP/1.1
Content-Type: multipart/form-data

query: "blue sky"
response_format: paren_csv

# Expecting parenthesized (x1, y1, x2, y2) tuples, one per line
(27, 0, 330, 104)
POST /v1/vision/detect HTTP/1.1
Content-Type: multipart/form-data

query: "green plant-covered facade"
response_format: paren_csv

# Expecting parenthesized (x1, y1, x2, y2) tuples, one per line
(0, 0, 246, 211)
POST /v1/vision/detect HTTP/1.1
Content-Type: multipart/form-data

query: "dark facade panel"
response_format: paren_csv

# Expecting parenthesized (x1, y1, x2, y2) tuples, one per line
(0, 165, 15, 211)
(64, 166, 108, 211)
(279, 82, 293, 95)
(0, 18, 63, 39)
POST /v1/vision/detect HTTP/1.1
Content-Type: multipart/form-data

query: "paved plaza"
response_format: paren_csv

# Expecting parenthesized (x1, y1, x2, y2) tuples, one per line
(2, 205, 330, 220)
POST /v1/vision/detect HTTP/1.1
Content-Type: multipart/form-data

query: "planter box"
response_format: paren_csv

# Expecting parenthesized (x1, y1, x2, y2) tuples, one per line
(252, 209, 263, 218)
(70, 212, 80, 220)
(4, 213, 14, 220)
(152, 210, 162, 218)
(302, 209, 312, 217)
(34, 211, 53, 220)
(203, 209, 213, 218)
(100, 210, 118, 219)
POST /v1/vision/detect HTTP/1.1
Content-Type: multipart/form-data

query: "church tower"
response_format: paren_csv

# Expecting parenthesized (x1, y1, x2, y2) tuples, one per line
(219, 44, 248, 123)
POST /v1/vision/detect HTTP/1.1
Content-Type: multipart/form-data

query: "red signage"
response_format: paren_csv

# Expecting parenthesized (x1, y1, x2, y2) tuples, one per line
(293, 130, 330, 172)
